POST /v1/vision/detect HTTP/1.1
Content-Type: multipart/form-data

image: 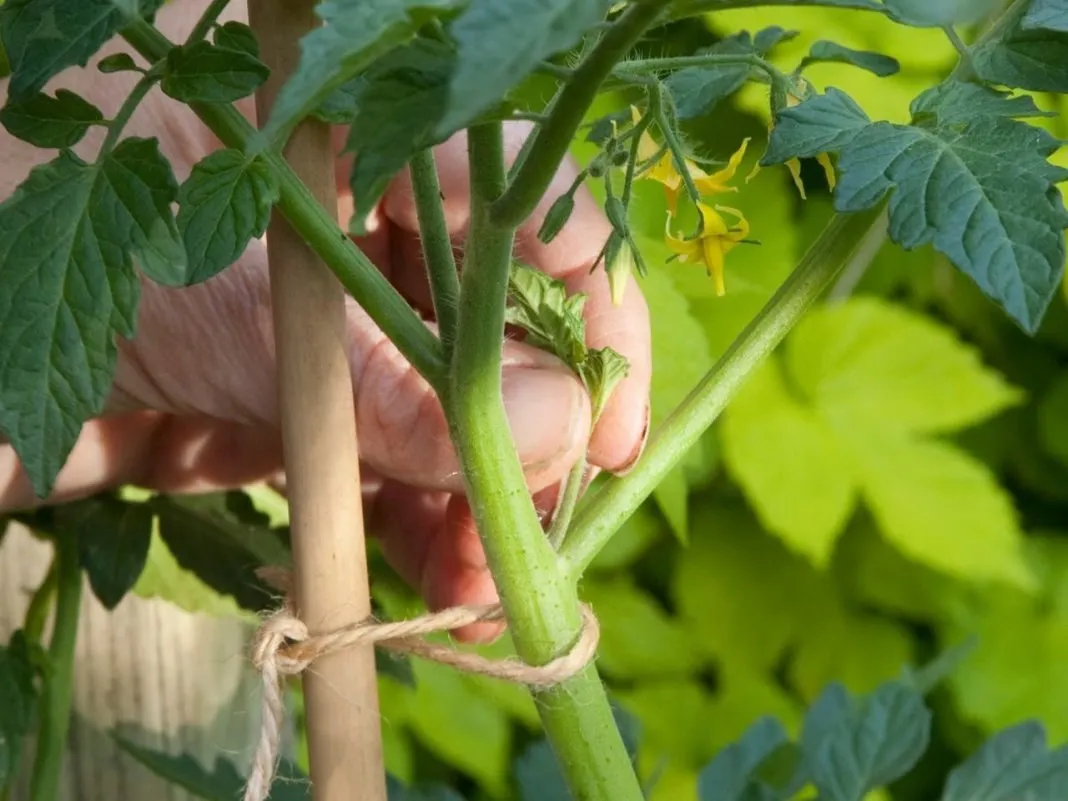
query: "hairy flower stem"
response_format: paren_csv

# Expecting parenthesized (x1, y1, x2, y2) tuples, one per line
(449, 123, 643, 801)
(29, 540, 83, 801)
(561, 204, 888, 578)
(123, 21, 448, 392)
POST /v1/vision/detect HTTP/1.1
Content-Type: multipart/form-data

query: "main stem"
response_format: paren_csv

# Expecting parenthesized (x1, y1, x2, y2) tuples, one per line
(448, 123, 643, 801)
(28, 540, 82, 801)
(561, 205, 887, 578)
(247, 3, 384, 800)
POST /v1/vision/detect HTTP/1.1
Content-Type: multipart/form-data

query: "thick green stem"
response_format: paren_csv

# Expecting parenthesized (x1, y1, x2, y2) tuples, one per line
(409, 148, 460, 354)
(29, 540, 83, 801)
(490, 0, 671, 227)
(121, 21, 448, 392)
(560, 205, 887, 579)
(186, 0, 231, 44)
(449, 123, 643, 801)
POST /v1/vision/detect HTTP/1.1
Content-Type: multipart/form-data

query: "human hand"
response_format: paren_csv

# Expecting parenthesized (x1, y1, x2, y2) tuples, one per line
(0, 1, 651, 642)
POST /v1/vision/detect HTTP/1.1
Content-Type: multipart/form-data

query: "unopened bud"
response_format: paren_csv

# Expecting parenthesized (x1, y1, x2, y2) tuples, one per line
(604, 232, 634, 307)
(538, 193, 576, 244)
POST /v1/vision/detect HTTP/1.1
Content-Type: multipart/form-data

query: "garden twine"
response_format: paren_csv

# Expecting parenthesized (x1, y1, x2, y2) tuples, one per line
(243, 567, 600, 801)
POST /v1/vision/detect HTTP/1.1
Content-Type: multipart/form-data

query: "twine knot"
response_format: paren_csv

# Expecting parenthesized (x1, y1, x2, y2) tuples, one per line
(243, 568, 599, 801)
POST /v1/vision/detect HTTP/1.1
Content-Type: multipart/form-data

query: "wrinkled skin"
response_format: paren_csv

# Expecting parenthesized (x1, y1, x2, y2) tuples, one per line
(0, 0, 652, 642)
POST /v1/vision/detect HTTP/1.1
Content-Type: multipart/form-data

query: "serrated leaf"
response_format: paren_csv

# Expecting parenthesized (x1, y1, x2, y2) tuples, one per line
(342, 38, 454, 232)
(910, 81, 1056, 126)
(799, 41, 900, 77)
(132, 531, 250, 619)
(803, 681, 931, 801)
(579, 347, 629, 422)
(883, 0, 997, 27)
(767, 87, 1068, 333)
(942, 722, 1068, 801)
(0, 89, 104, 148)
(213, 20, 259, 57)
(0, 632, 39, 787)
(697, 717, 789, 801)
(506, 261, 588, 368)
(0, 0, 155, 97)
(437, 0, 612, 134)
(1023, 0, 1068, 32)
(161, 40, 269, 104)
(150, 491, 290, 613)
(113, 735, 309, 801)
(177, 149, 279, 285)
(972, 12, 1068, 92)
(260, 0, 455, 145)
(60, 494, 152, 610)
(0, 138, 184, 496)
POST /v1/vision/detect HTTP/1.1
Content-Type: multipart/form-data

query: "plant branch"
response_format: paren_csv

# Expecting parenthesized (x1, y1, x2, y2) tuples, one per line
(121, 20, 449, 392)
(547, 456, 586, 550)
(23, 555, 57, 646)
(187, 0, 231, 44)
(101, 70, 158, 155)
(560, 204, 888, 579)
(667, 0, 889, 20)
(29, 538, 83, 801)
(490, 0, 671, 227)
(615, 52, 775, 79)
(410, 148, 460, 354)
(448, 122, 644, 801)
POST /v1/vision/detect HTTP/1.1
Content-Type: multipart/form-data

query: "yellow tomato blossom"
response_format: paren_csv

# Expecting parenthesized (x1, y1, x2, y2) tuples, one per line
(665, 202, 750, 297)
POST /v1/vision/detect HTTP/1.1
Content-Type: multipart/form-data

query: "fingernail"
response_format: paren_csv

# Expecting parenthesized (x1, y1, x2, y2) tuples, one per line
(613, 403, 650, 476)
(502, 367, 586, 470)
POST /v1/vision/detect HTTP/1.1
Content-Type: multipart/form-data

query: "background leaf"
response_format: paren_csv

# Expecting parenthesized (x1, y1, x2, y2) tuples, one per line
(64, 494, 153, 610)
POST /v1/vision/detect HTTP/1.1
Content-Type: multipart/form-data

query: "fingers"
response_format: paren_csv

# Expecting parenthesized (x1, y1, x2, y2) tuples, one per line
(379, 123, 652, 473)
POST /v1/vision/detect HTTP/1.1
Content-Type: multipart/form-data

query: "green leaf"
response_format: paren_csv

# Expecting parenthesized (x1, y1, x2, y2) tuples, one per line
(580, 577, 704, 680)
(259, 0, 455, 146)
(113, 735, 309, 801)
(972, 12, 1068, 93)
(506, 261, 588, 368)
(0, 0, 155, 97)
(0, 138, 184, 497)
(799, 41, 900, 77)
(580, 346, 629, 422)
(436, 0, 611, 134)
(766, 87, 1068, 333)
(882, 0, 997, 27)
(132, 530, 250, 619)
(61, 494, 152, 610)
(0, 89, 104, 148)
(150, 491, 290, 613)
(802, 681, 931, 801)
(213, 20, 259, 57)
(1023, 0, 1068, 32)
(177, 149, 279, 285)
(342, 38, 454, 232)
(697, 717, 789, 801)
(97, 52, 141, 74)
(161, 40, 270, 104)
(515, 740, 573, 801)
(909, 81, 1057, 126)
(0, 632, 39, 787)
(941, 722, 1068, 801)
(666, 29, 791, 121)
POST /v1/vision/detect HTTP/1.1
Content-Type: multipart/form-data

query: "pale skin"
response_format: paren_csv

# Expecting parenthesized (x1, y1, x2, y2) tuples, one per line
(0, 0, 652, 642)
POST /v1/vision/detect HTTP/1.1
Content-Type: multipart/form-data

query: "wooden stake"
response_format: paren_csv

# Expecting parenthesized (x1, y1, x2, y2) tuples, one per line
(247, 3, 386, 800)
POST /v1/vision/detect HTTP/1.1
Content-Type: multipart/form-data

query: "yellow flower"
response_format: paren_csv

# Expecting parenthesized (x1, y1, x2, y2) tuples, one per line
(665, 202, 750, 297)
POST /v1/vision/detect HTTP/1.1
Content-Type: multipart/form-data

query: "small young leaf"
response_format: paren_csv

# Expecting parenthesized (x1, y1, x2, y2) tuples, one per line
(0, 89, 104, 148)
(883, 0, 997, 27)
(113, 735, 310, 801)
(60, 494, 152, 610)
(259, 0, 456, 146)
(0, 632, 39, 787)
(436, 0, 613, 135)
(161, 40, 270, 104)
(1023, 0, 1068, 32)
(799, 41, 900, 77)
(151, 491, 290, 613)
(580, 347, 629, 422)
(697, 717, 789, 801)
(941, 722, 1068, 801)
(0, 0, 156, 97)
(97, 52, 141, 74)
(972, 10, 1068, 93)
(213, 20, 260, 57)
(505, 262, 588, 369)
(804, 681, 931, 801)
(0, 138, 183, 496)
(342, 38, 455, 232)
(177, 149, 279, 285)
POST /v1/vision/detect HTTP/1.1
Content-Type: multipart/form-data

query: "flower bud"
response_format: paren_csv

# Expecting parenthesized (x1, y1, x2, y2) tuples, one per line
(537, 192, 576, 244)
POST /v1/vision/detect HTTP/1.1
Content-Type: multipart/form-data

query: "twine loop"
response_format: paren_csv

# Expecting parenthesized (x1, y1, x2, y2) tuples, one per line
(244, 567, 600, 801)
